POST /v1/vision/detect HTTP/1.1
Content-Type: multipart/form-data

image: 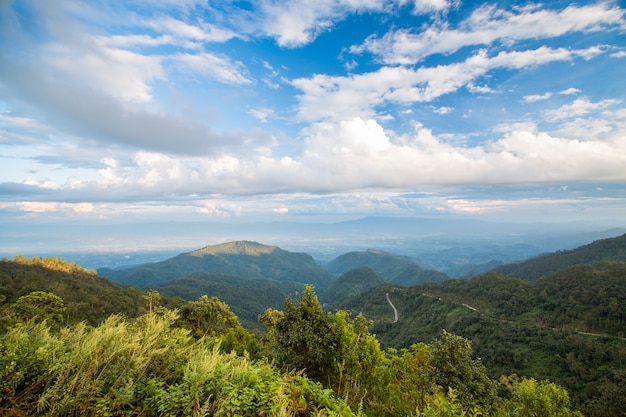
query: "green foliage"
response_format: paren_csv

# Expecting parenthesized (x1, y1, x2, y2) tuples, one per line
(3, 291, 66, 328)
(0, 257, 169, 327)
(103, 240, 335, 290)
(494, 233, 626, 280)
(325, 249, 447, 286)
(0, 310, 357, 417)
(0, 254, 602, 417)
(343, 262, 626, 415)
(507, 377, 583, 417)
(322, 267, 384, 306)
(177, 295, 241, 338)
(156, 272, 302, 330)
(430, 330, 497, 412)
(273, 285, 337, 384)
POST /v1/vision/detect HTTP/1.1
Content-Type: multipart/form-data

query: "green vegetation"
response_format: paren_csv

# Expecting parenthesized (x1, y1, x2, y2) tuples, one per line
(325, 249, 448, 285)
(155, 272, 302, 330)
(341, 262, 626, 416)
(321, 267, 384, 306)
(493, 233, 626, 280)
(100, 240, 335, 290)
(0, 282, 583, 416)
(0, 256, 179, 329)
(3, 231, 626, 416)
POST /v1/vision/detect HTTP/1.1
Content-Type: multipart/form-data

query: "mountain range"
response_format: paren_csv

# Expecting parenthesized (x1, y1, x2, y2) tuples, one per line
(2, 232, 626, 414)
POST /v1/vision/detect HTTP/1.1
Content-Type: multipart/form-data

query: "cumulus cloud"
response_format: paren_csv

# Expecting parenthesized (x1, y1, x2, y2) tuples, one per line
(545, 98, 621, 121)
(15, 116, 623, 204)
(292, 46, 599, 122)
(352, 2, 624, 64)
(257, 0, 389, 47)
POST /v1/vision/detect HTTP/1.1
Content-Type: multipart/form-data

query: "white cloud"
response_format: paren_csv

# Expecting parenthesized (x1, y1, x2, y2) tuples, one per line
(560, 88, 581, 95)
(522, 92, 552, 103)
(545, 98, 621, 121)
(174, 53, 252, 85)
(258, 0, 389, 47)
(431, 106, 454, 114)
(16, 201, 94, 214)
(46, 44, 164, 102)
(293, 46, 596, 122)
(411, 0, 454, 14)
(150, 17, 239, 44)
(610, 51, 626, 58)
(9, 116, 626, 203)
(353, 2, 624, 64)
(249, 107, 275, 123)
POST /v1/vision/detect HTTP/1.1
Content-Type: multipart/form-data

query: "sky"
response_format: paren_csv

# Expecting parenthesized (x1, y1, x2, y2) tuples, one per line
(1, 0, 626, 254)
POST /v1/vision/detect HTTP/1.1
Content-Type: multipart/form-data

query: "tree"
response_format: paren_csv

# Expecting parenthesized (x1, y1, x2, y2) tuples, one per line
(176, 295, 240, 338)
(272, 285, 336, 384)
(430, 330, 497, 412)
(1, 291, 66, 329)
(509, 377, 583, 417)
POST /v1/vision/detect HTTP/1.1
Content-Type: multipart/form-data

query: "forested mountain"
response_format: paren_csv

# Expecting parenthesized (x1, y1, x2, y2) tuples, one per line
(493, 232, 626, 280)
(0, 256, 175, 328)
(155, 272, 302, 330)
(325, 248, 448, 285)
(321, 266, 385, 306)
(99, 240, 335, 289)
(340, 261, 626, 414)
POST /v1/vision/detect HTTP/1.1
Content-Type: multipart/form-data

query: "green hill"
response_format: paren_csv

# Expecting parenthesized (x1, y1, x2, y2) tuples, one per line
(492, 232, 626, 280)
(99, 241, 335, 289)
(340, 261, 626, 413)
(326, 249, 448, 285)
(0, 256, 167, 327)
(321, 266, 385, 306)
(155, 272, 302, 330)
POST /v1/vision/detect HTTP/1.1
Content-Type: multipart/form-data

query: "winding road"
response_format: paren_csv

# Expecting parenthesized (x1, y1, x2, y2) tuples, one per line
(385, 293, 398, 323)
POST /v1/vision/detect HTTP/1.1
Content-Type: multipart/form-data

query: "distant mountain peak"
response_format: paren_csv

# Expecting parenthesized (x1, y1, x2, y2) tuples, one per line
(189, 241, 279, 257)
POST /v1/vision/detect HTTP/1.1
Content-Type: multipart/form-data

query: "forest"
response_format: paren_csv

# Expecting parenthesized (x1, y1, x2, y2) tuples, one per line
(0, 257, 597, 416)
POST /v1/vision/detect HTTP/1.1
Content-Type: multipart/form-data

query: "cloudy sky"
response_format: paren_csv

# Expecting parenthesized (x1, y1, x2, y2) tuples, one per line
(1, 0, 626, 253)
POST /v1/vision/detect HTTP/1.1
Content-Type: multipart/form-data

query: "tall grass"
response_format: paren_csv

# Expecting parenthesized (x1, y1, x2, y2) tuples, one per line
(0, 311, 355, 416)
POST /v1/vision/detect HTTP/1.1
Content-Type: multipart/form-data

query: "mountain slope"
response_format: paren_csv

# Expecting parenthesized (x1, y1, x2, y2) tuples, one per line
(0, 257, 160, 327)
(493, 232, 626, 280)
(321, 267, 385, 306)
(99, 241, 335, 289)
(155, 272, 302, 330)
(326, 249, 448, 285)
(340, 261, 626, 413)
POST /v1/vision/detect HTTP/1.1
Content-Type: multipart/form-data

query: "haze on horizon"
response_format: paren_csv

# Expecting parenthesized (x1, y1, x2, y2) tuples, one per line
(1, 0, 626, 255)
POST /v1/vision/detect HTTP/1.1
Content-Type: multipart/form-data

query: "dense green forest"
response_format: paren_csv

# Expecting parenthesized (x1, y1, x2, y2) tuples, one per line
(100, 241, 335, 290)
(340, 262, 626, 416)
(493, 233, 626, 280)
(1, 256, 587, 416)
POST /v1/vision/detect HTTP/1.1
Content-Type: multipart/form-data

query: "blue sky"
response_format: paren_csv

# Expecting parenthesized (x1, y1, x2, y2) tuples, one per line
(1, 0, 626, 253)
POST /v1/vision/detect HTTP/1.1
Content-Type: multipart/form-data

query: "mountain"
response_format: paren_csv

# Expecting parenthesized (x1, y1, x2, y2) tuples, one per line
(340, 261, 626, 412)
(325, 249, 448, 285)
(321, 267, 385, 306)
(0, 257, 167, 327)
(492, 232, 626, 280)
(155, 272, 302, 330)
(99, 241, 335, 289)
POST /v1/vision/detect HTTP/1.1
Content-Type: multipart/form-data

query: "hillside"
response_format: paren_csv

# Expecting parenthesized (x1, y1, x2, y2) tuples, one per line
(493, 232, 626, 280)
(99, 241, 335, 289)
(155, 272, 302, 330)
(321, 266, 385, 306)
(0, 257, 167, 327)
(340, 261, 626, 414)
(325, 249, 448, 285)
